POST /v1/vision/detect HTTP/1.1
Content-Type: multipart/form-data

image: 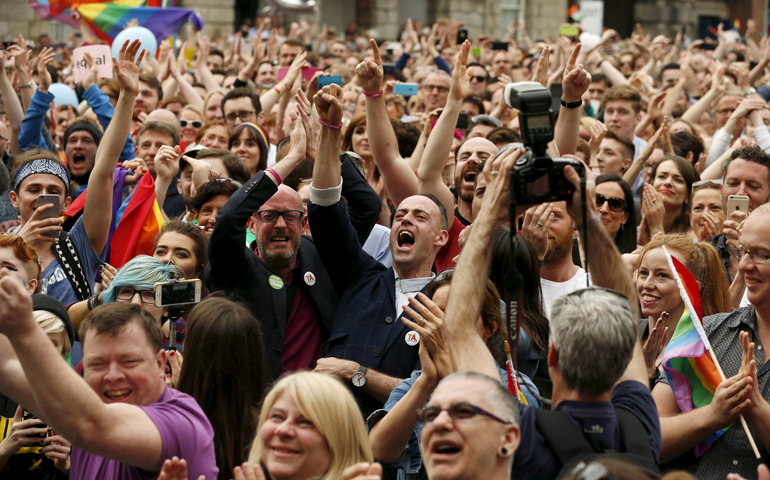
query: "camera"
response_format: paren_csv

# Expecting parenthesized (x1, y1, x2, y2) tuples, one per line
(501, 81, 585, 205)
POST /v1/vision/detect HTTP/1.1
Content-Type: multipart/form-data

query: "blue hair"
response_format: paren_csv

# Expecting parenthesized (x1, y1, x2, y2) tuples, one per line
(101, 255, 184, 304)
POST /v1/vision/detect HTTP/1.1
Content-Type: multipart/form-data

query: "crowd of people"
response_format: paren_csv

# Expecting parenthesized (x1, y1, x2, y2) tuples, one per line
(1, 12, 770, 480)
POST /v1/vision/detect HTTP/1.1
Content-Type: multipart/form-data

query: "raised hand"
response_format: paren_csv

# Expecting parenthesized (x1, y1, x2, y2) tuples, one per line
(0, 275, 35, 338)
(642, 183, 666, 233)
(295, 90, 317, 161)
(36, 47, 55, 93)
(448, 40, 472, 102)
(532, 46, 550, 87)
(643, 312, 670, 375)
(562, 43, 591, 103)
(285, 109, 308, 163)
(283, 49, 308, 88)
(313, 83, 344, 126)
(522, 202, 554, 260)
(157, 456, 206, 480)
(82, 52, 99, 89)
(112, 39, 146, 96)
(356, 38, 384, 95)
(646, 91, 667, 124)
(7, 35, 29, 73)
(196, 35, 210, 69)
(154, 145, 181, 181)
(17, 202, 63, 248)
(342, 462, 383, 480)
(233, 462, 267, 480)
(588, 121, 608, 155)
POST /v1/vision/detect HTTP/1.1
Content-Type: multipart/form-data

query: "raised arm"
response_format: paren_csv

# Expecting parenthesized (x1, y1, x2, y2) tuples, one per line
(358, 39, 419, 207)
(417, 40, 472, 215)
(0, 276, 164, 472)
(18, 48, 54, 151)
(260, 51, 307, 121)
(0, 51, 24, 155)
(195, 36, 222, 92)
(443, 147, 525, 379)
(554, 44, 591, 157)
(168, 44, 203, 109)
(624, 117, 666, 186)
(83, 40, 145, 255)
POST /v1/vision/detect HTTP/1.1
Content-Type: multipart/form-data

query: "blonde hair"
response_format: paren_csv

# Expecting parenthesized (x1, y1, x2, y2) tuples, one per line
(248, 372, 372, 479)
(34, 310, 71, 355)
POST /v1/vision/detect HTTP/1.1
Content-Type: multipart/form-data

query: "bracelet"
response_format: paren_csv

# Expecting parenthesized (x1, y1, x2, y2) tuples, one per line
(274, 86, 283, 96)
(318, 118, 343, 129)
(575, 216, 602, 230)
(87, 294, 102, 311)
(266, 167, 282, 185)
(19, 82, 33, 89)
(560, 98, 582, 109)
(362, 89, 384, 98)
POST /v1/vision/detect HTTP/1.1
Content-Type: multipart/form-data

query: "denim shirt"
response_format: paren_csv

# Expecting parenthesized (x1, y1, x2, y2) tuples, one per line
(366, 367, 540, 479)
(19, 90, 54, 151)
(82, 84, 135, 162)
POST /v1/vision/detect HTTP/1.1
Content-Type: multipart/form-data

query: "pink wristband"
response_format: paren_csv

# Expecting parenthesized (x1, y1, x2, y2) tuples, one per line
(362, 89, 384, 97)
(318, 118, 343, 129)
(266, 167, 282, 185)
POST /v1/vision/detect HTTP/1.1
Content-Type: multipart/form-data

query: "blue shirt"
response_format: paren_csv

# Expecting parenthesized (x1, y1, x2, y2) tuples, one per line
(367, 367, 540, 479)
(39, 217, 104, 306)
(512, 380, 661, 480)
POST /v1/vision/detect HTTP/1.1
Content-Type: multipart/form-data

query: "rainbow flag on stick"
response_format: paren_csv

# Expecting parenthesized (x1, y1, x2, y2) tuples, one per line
(110, 173, 165, 268)
(660, 246, 759, 458)
(74, 0, 203, 44)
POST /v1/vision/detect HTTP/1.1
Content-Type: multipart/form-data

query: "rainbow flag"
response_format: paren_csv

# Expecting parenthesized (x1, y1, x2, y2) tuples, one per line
(74, 0, 203, 45)
(30, 0, 79, 28)
(110, 173, 165, 268)
(660, 247, 725, 457)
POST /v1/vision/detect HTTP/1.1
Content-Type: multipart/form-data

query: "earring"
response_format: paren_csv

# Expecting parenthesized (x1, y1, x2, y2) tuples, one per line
(500, 447, 508, 456)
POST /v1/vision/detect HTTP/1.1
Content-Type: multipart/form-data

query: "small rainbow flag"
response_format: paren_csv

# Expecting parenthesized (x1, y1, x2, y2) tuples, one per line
(110, 173, 165, 268)
(504, 341, 528, 405)
(734, 19, 741, 31)
(660, 247, 725, 457)
(74, 0, 203, 45)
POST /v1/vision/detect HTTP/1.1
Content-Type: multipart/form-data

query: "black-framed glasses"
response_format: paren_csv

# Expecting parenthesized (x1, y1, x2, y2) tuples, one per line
(596, 193, 626, 212)
(180, 120, 203, 128)
(256, 210, 304, 224)
(225, 110, 256, 123)
(416, 403, 511, 425)
(470, 75, 487, 83)
(734, 246, 770, 264)
(116, 286, 155, 305)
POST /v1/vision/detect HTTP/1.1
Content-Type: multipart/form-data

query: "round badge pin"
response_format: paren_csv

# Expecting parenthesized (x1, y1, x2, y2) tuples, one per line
(405, 330, 420, 346)
(268, 275, 284, 290)
(304, 271, 316, 286)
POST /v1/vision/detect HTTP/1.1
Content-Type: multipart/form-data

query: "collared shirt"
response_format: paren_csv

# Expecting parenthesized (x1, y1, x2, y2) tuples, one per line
(687, 307, 770, 479)
(394, 273, 434, 319)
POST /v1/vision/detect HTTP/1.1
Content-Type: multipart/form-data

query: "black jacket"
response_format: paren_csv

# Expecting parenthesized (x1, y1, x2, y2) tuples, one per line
(205, 157, 381, 383)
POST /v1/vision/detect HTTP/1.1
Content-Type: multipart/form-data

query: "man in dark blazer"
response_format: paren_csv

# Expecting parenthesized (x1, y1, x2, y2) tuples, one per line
(205, 114, 381, 384)
(308, 84, 449, 417)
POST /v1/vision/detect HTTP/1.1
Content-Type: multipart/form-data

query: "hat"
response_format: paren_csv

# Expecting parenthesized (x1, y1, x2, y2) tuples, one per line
(62, 121, 103, 149)
(757, 84, 770, 103)
(32, 294, 75, 348)
(179, 144, 207, 171)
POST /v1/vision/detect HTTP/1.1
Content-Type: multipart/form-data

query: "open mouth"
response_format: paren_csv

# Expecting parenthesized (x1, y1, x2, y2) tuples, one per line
(463, 170, 477, 184)
(431, 440, 462, 459)
(271, 236, 290, 245)
(747, 278, 763, 286)
(640, 294, 660, 307)
(104, 389, 131, 401)
(72, 153, 86, 168)
(397, 230, 415, 249)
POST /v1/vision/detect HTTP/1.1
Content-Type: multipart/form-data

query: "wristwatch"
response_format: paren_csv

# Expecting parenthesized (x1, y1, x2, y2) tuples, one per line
(352, 365, 367, 387)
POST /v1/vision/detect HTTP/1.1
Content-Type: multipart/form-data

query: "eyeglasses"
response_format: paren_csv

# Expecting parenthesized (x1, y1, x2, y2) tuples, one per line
(225, 110, 256, 123)
(734, 246, 770, 264)
(570, 461, 610, 480)
(416, 403, 512, 425)
(469, 75, 487, 83)
(423, 84, 450, 93)
(596, 194, 626, 212)
(256, 210, 304, 224)
(116, 286, 155, 305)
(180, 120, 203, 128)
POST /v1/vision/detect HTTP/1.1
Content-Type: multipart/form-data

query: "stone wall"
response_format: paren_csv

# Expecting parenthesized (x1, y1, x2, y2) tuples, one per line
(1, 0, 56, 40)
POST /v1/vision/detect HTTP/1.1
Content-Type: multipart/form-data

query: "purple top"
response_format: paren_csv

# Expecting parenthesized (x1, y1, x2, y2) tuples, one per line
(70, 387, 218, 479)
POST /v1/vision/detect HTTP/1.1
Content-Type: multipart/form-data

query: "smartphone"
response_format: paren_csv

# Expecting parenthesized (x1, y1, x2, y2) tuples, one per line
(456, 112, 469, 130)
(491, 41, 509, 51)
(727, 195, 749, 217)
(22, 409, 48, 445)
(383, 63, 396, 75)
(154, 279, 203, 308)
(37, 194, 61, 239)
(457, 28, 469, 44)
(559, 25, 580, 37)
(393, 83, 418, 96)
(318, 75, 343, 88)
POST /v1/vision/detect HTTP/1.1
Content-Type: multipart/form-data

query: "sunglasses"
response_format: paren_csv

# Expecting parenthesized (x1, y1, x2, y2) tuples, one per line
(596, 193, 626, 212)
(180, 120, 203, 128)
(470, 75, 487, 83)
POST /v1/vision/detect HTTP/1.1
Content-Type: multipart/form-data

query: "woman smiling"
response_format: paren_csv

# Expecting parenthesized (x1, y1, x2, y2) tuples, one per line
(640, 155, 699, 243)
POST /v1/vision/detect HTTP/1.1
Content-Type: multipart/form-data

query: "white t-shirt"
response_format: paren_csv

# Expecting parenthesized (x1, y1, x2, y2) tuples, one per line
(541, 267, 591, 319)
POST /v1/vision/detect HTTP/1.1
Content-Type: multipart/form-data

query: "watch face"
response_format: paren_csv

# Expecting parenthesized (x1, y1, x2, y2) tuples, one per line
(352, 372, 366, 387)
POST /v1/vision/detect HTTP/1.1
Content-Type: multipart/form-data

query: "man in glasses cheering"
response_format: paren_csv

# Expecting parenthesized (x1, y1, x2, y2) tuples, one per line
(205, 93, 382, 385)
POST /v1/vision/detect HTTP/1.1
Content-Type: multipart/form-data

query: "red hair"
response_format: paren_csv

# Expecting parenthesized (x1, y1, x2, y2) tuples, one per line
(0, 233, 41, 290)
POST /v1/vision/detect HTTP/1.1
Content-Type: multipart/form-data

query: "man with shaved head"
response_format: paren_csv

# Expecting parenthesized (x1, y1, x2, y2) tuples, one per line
(205, 106, 381, 384)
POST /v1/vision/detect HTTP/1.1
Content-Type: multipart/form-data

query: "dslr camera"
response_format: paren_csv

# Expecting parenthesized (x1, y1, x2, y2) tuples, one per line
(501, 81, 585, 205)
